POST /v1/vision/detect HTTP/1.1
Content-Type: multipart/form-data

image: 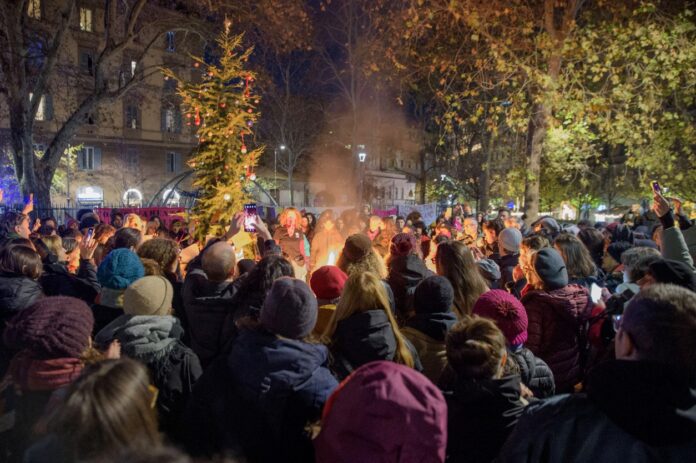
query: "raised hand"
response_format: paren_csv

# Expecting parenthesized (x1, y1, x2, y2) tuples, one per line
(22, 193, 34, 215)
(79, 234, 99, 260)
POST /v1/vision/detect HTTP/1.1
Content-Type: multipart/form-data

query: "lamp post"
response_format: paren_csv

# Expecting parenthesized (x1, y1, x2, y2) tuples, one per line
(358, 148, 367, 206)
(274, 144, 286, 201)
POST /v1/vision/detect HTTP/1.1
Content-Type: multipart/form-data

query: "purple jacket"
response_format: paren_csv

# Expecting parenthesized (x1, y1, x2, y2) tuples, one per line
(522, 284, 591, 393)
(315, 361, 447, 463)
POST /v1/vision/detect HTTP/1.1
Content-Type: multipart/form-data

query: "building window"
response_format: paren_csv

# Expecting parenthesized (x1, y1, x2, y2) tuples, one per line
(27, 0, 41, 19)
(79, 48, 95, 76)
(125, 105, 138, 129)
(161, 106, 182, 133)
(78, 146, 102, 170)
(126, 147, 139, 170)
(79, 7, 93, 32)
(166, 152, 182, 173)
(29, 93, 51, 121)
(166, 32, 175, 52)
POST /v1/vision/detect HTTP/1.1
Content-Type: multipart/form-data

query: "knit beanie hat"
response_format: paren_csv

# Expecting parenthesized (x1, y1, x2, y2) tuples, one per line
(97, 248, 145, 289)
(477, 258, 501, 282)
(648, 259, 696, 293)
(533, 248, 568, 290)
(123, 275, 174, 316)
(607, 241, 633, 264)
(3, 296, 94, 358)
(315, 361, 447, 463)
(260, 277, 318, 339)
(79, 214, 100, 231)
(498, 228, 523, 253)
(310, 266, 348, 301)
(342, 234, 372, 261)
(414, 276, 454, 314)
(473, 290, 528, 346)
(390, 233, 418, 257)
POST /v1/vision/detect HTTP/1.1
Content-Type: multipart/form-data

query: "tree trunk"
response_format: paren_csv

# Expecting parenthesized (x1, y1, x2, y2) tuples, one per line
(479, 133, 495, 214)
(419, 149, 427, 204)
(288, 171, 294, 206)
(523, 102, 549, 223)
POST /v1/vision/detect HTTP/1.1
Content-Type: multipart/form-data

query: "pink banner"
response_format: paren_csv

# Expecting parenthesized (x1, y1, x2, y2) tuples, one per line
(373, 207, 398, 218)
(95, 207, 187, 228)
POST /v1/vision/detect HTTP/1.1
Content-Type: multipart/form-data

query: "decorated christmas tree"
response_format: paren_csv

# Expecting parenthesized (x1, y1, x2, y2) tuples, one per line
(163, 22, 262, 240)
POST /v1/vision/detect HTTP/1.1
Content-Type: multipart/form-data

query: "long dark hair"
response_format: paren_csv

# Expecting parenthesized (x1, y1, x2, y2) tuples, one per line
(435, 241, 489, 319)
(0, 244, 42, 279)
(237, 255, 294, 294)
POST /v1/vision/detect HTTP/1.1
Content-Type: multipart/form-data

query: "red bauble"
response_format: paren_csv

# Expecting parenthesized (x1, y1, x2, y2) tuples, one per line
(241, 145, 247, 154)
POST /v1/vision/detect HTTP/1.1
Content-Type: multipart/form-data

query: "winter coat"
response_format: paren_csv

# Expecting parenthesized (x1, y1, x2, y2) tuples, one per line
(509, 346, 555, 398)
(330, 309, 422, 380)
(310, 228, 344, 269)
(497, 253, 519, 291)
(387, 254, 433, 320)
(445, 375, 528, 463)
(39, 259, 100, 304)
(180, 328, 337, 462)
(0, 273, 43, 377)
(183, 278, 240, 368)
(401, 312, 458, 384)
(521, 284, 591, 393)
(94, 314, 202, 437)
(497, 360, 696, 463)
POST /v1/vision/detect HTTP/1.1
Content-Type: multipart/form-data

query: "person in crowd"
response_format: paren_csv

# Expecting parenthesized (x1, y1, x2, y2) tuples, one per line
(184, 241, 240, 368)
(604, 241, 633, 291)
(137, 238, 183, 317)
(36, 224, 55, 237)
(554, 233, 603, 289)
(92, 223, 116, 266)
(236, 258, 255, 276)
(95, 275, 202, 437)
(0, 211, 31, 244)
(477, 258, 502, 289)
(39, 233, 100, 303)
(23, 358, 162, 463)
(521, 247, 591, 393)
(301, 212, 317, 242)
(61, 237, 81, 274)
(641, 259, 696, 293)
(123, 214, 145, 234)
(182, 278, 337, 462)
(473, 290, 555, 398)
(386, 233, 433, 321)
(322, 272, 420, 379)
(461, 216, 481, 248)
(170, 219, 190, 245)
(310, 210, 344, 269)
(498, 284, 696, 462)
(578, 227, 605, 271)
(373, 217, 398, 258)
(314, 361, 447, 463)
(309, 265, 348, 336)
(92, 248, 145, 334)
(273, 207, 308, 280)
(653, 189, 695, 271)
(497, 207, 511, 220)
(0, 244, 43, 376)
(366, 215, 382, 242)
(336, 233, 387, 278)
(144, 218, 160, 239)
(412, 220, 432, 259)
(395, 216, 406, 233)
(78, 213, 100, 235)
(532, 216, 561, 242)
(497, 227, 522, 290)
(435, 241, 489, 319)
(617, 247, 661, 294)
(513, 235, 551, 297)
(2, 297, 97, 458)
(110, 211, 124, 229)
(107, 226, 142, 256)
(482, 218, 504, 259)
(444, 317, 529, 463)
(401, 275, 458, 383)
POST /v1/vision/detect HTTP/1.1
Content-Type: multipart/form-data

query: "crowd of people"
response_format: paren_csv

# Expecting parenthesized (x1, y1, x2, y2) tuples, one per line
(0, 188, 695, 463)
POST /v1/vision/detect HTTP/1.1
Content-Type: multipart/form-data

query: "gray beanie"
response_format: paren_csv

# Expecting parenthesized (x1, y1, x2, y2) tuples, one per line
(260, 277, 318, 339)
(498, 228, 522, 253)
(533, 248, 568, 290)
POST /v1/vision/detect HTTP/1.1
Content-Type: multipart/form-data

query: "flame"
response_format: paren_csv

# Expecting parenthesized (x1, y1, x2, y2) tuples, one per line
(327, 251, 337, 266)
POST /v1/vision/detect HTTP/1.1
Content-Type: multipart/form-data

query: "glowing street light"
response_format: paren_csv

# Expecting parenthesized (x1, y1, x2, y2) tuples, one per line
(358, 151, 367, 163)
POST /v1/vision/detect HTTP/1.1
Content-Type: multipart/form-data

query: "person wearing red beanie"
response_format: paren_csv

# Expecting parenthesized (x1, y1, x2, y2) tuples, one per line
(310, 265, 348, 336)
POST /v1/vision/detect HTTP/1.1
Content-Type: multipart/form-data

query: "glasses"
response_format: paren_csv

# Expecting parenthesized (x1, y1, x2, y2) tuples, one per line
(612, 314, 623, 332)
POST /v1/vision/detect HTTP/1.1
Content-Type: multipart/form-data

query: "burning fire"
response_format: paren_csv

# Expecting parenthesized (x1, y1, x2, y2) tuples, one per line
(327, 251, 337, 266)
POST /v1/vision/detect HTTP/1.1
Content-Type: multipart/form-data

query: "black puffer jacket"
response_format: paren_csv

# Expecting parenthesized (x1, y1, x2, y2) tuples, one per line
(330, 309, 421, 380)
(40, 259, 100, 304)
(445, 375, 528, 463)
(0, 273, 42, 332)
(387, 254, 433, 321)
(498, 360, 696, 462)
(510, 347, 555, 398)
(497, 253, 519, 291)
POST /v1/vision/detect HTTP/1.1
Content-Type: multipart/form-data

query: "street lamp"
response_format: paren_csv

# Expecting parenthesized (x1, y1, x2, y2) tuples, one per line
(358, 151, 367, 163)
(274, 144, 286, 201)
(358, 148, 367, 206)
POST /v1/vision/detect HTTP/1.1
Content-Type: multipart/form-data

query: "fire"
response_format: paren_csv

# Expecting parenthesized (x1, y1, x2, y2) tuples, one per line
(327, 251, 337, 266)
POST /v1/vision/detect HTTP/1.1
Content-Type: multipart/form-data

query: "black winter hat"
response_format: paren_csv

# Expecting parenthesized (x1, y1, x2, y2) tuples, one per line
(648, 259, 696, 293)
(607, 241, 633, 264)
(533, 248, 568, 290)
(414, 275, 454, 314)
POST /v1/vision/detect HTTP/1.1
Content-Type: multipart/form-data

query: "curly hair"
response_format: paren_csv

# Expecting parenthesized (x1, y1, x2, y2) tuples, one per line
(137, 238, 178, 275)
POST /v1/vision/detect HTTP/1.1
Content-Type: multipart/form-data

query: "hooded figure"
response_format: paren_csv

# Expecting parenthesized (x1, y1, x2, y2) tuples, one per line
(387, 233, 433, 321)
(315, 361, 447, 463)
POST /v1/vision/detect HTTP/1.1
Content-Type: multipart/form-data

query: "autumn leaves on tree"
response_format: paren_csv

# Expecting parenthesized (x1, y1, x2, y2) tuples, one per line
(164, 22, 262, 239)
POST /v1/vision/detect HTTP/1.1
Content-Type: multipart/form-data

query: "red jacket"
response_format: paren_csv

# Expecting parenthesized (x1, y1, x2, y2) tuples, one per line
(521, 284, 591, 393)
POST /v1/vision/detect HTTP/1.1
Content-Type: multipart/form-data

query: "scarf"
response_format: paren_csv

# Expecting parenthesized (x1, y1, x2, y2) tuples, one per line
(405, 312, 458, 342)
(9, 353, 83, 391)
(99, 287, 125, 309)
(95, 314, 182, 364)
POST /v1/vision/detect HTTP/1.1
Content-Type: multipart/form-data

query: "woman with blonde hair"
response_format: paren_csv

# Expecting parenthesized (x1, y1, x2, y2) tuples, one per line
(435, 241, 489, 319)
(24, 358, 161, 463)
(274, 207, 308, 280)
(322, 271, 421, 379)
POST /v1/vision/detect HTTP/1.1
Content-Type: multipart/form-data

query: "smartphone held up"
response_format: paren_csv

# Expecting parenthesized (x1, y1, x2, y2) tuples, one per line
(244, 204, 257, 233)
